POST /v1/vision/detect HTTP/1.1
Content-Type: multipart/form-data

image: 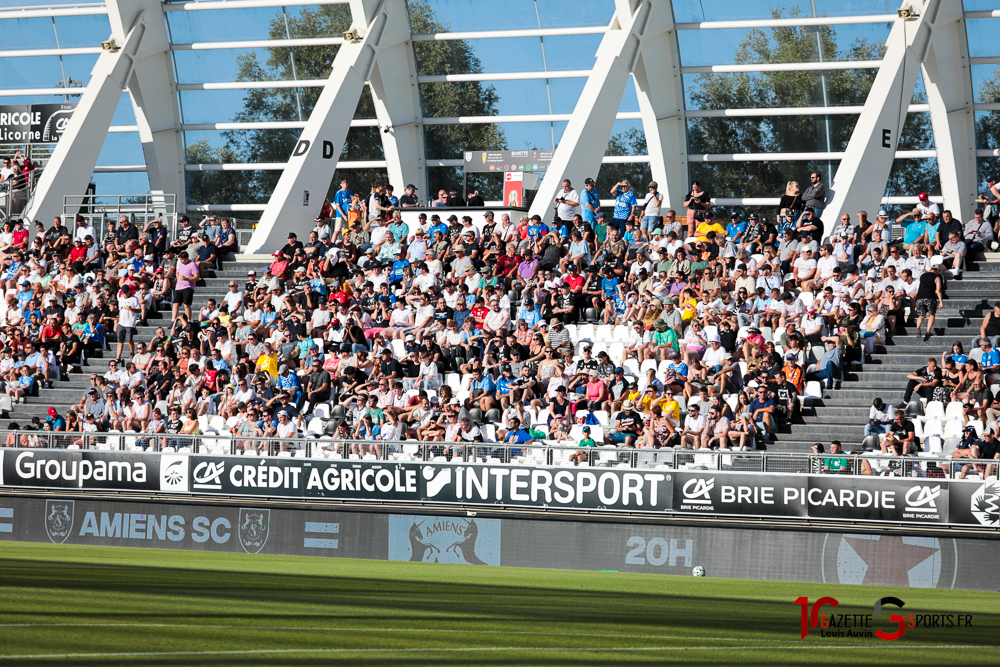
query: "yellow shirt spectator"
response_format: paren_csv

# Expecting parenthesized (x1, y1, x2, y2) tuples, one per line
(694, 220, 726, 241)
(255, 352, 278, 378)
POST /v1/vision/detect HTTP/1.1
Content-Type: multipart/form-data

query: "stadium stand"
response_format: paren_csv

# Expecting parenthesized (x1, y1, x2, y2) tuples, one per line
(1, 191, 998, 461)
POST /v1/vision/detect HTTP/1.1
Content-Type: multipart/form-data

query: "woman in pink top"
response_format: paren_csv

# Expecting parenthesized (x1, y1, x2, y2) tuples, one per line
(577, 370, 608, 412)
(171, 250, 200, 320)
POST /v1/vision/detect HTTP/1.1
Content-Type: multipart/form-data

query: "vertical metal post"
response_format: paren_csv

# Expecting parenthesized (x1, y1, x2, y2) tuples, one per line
(282, 6, 305, 123)
(533, 0, 556, 150)
(810, 0, 834, 181)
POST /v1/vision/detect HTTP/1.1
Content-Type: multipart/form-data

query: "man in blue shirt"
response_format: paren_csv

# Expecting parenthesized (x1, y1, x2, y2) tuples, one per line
(581, 177, 600, 225)
(429, 214, 448, 238)
(276, 364, 301, 404)
(501, 416, 535, 459)
(468, 367, 497, 412)
(333, 178, 353, 239)
(390, 251, 409, 284)
(726, 212, 746, 244)
(747, 385, 776, 435)
(610, 180, 637, 235)
(526, 215, 546, 243)
(980, 338, 1000, 380)
(807, 339, 843, 390)
(664, 352, 688, 392)
(495, 365, 517, 409)
(516, 298, 541, 329)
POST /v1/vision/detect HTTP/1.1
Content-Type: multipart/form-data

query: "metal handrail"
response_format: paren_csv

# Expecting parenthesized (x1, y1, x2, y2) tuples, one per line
(62, 193, 176, 244)
(1, 433, 995, 480)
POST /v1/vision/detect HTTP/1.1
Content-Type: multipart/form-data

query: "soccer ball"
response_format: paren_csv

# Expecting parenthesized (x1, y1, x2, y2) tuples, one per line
(692, 566, 706, 577)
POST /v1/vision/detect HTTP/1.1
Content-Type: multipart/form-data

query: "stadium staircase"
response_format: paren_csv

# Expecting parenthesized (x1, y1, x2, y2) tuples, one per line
(769, 251, 1000, 451)
(5, 261, 271, 424)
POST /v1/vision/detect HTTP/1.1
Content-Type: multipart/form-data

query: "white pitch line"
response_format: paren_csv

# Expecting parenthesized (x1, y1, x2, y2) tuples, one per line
(1, 624, 995, 650)
(2, 645, 996, 660)
(0, 623, 801, 642)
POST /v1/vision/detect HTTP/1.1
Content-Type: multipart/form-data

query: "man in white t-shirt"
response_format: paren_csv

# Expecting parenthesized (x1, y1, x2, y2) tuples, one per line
(74, 216, 96, 243)
(412, 294, 435, 334)
(640, 182, 663, 234)
(222, 281, 244, 313)
(116, 285, 141, 361)
(554, 179, 580, 221)
(310, 300, 332, 331)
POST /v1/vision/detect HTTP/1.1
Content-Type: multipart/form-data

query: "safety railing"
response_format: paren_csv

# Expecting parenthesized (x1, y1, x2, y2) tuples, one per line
(1, 431, 996, 480)
(0, 167, 41, 222)
(62, 193, 176, 244)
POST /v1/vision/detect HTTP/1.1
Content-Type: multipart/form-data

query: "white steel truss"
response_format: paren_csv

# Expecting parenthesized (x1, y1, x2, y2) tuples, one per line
(824, 0, 976, 224)
(24, 0, 186, 224)
(0, 0, 996, 238)
(246, 0, 424, 253)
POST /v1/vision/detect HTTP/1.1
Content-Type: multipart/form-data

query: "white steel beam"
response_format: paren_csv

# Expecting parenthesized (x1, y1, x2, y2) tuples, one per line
(23, 8, 149, 224)
(528, 0, 656, 219)
(0, 87, 91, 97)
(631, 0, 687, 212)
(0, 47, 103, 57)
(680, 60, 880, 74)
(410, 26, 608, 41)
(162, 0, 348, 11)
(674, 15, 897, 30)
(363, 0, 425, 194)
(114, 0, 186, 216)
(0, 5, 107, 20)
(186, 160, 387, 170)
(824, 1, 941, 226)
(171, 37, 344, 50)
(921, 5, 976, 222)
(247, 0, 400, 253)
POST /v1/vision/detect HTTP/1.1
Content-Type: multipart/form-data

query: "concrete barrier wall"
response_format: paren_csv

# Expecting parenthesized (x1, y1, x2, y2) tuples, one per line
(1, 495, 997, 591)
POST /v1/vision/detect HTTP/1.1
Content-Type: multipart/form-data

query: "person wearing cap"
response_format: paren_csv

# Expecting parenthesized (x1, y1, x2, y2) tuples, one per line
(725, 210, 746, 244)
(577, 176, 600, 225)
(43, 406, 66, 432)
(605, 398, 643, 447)
(634, 181, 663, 235)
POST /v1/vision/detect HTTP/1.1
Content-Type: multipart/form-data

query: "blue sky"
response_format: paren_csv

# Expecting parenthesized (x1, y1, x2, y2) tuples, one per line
(1, 0, 999, 196)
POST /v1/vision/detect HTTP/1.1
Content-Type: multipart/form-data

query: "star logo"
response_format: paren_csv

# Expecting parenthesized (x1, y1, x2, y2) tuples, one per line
(843, 535, 940, 587)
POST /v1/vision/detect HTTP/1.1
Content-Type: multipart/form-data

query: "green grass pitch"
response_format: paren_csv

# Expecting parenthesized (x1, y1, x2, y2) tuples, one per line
(0, 541, 996, 666)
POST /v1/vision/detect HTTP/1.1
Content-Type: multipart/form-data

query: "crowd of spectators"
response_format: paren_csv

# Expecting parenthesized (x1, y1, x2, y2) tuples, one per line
(3, 171, 1000, 459)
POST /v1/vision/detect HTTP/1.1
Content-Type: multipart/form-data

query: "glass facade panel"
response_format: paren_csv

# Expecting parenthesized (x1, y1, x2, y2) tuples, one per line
(676, 23, 892, 68)
(165, 4, 342, 43)
(0, 0, 976, 212)
(671, 0, 900, 23)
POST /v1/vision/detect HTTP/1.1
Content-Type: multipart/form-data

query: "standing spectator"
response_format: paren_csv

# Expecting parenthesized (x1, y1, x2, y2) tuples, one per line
(609, 180, 637, 236)
(171, 251, 200, 321)
(801, 171, 827, 217)
(682, 181, 711, 237)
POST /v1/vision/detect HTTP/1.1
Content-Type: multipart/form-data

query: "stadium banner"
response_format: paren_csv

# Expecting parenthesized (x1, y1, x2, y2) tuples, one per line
(671, 471, 955, 524)
(1, 449, 997, 527)
(0, 448, 181, 493)
(187, 456, 675, 512)
(0, 103, 76, 144)
(462, 149, 554, 173)
(947, 479, 1000, 529)
(0, 496, 997, 590)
